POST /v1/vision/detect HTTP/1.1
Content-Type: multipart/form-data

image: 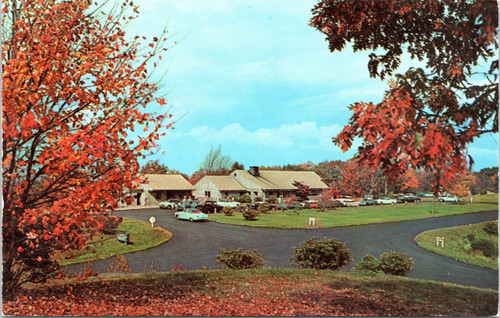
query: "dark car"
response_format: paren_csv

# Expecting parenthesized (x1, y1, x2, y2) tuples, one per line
(198, 201, 223, 214)
(177, 200, 199, 210)
(399, 195, 422, 203)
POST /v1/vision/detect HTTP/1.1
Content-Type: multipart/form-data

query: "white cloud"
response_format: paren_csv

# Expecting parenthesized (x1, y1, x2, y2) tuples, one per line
(182, 121, 343, 149)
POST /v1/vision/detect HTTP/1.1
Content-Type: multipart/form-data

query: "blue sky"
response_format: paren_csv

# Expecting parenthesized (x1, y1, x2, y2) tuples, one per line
(125, 0, 498, 176)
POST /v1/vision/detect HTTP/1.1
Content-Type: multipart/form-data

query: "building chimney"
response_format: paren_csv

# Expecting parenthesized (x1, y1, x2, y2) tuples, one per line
(249, 166, 260, 177)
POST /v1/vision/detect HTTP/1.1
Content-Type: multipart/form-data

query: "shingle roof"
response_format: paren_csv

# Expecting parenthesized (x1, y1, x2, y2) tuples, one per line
(202, 176, 247, 191)
(140, 174, 194, 191)
(233, 170, 328, 190)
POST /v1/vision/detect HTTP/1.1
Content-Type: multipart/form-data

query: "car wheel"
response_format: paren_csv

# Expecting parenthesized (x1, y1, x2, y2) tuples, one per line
(175, 215, 180, 220)
(189, 218, 194, 222)
(166, 205, 172, 210)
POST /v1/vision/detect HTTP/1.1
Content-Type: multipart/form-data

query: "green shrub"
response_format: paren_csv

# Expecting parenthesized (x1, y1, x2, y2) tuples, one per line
(317, 201, 327, 212)
(379, 251, 413, 276)
(255, 196, 263, 202)
(471, 238, 498, 257)
(292, 237, 351, 270)
(222, 207, 234, 216)
(239, 194, 252, 203)
(353, 254, 381, 273)
(100, 216, 122, 235)
(258, 203, 272, 214)
(216, 248, 265, 269)
(466, 233, 477, 242)
(267, 195, 278, 204)
(242, 208, 259, 221)
(483, 221, 498, 236)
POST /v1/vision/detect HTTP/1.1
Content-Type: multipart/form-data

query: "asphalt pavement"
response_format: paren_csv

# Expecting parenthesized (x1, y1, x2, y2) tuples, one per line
(65, 208, 499, 290)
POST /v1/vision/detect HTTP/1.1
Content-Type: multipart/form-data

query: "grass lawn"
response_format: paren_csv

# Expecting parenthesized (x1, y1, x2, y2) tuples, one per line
(57, 218, 172, 266)
(210, 198, 498, 228)
(5, 268, 497, 316)
(414, 221, 499, 269)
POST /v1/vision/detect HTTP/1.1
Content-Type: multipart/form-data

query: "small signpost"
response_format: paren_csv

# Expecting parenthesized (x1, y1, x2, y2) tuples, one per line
(149, 216, 156, 228)
(436, 236, 445, 248)
(308, 217, 316, 227)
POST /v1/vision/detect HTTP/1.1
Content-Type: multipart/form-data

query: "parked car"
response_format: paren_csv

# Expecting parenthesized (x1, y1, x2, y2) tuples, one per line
(399, 195, 422, 203)
(345, 200, 360, 207)
(304, 200, 318, 209)
(359, 199, 376, 206)
(438, 196, 462, 202)
(277, 203, 288, 210)
(199, 201, 223, 214)
(375, 197, 398, 205)
(174, 209, 209, 222)
(418, 193, 434, 197)
(177, 200, 199, 210)
(217, 198, 240, 208)
(334, 197, 359, 207)
(288, 203, 303, 209)
(159, 200, 177, 210)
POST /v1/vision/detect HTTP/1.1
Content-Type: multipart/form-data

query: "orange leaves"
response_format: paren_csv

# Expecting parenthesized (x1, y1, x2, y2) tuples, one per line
(335, 83, 478, 188)
(20, 112, 39, 130)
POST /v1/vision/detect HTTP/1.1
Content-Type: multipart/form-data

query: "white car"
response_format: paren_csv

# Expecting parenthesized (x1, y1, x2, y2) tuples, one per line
(342, 199, 360, 207)
(217, 199, 240, 208)
(438, 196, 462, 202)
(375, 197, 398, 205)
(174, 209, 209, 222)
(159, 201, 177, 210)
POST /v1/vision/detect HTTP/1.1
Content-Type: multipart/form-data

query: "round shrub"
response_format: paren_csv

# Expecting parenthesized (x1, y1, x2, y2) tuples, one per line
(379, 251, 413, 276)
(239, 194, 252, 203)
(258, 203, 272, 214)
(471, 238, 497, 257)
(100, 216, 122, 235)
(292, 237, 351, 270)
(483, 221, 498, 236)
(216, 248, 265, 269)
(267, 195, 278, 204)
(222, 206, 234, 216)
(353, 254, 381, 273)
(466, 233, 476, 242)
(242, 208, 259, 221)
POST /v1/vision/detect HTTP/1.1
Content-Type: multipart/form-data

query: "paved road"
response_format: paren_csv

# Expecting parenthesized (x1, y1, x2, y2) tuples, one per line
(67, 208, 499, 289)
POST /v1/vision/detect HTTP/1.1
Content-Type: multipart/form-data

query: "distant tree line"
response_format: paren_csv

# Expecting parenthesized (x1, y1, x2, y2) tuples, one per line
(140, 155, 497, 196)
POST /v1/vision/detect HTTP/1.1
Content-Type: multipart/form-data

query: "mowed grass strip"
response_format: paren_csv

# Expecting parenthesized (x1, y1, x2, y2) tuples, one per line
(414, 221, 499, 269)
(5, 268, 498, 316)
(57, 218, 172, 266)
(210, 200, 498, 228)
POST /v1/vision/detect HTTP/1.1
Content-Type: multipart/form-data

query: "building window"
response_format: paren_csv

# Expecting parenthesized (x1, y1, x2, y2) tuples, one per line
(205, 191, 211, 197)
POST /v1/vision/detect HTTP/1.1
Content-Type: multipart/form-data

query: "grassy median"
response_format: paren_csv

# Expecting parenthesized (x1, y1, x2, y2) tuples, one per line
(414, 221, 499, 269)
(210, 198, 498, 228)
(57, 218, 172, 266)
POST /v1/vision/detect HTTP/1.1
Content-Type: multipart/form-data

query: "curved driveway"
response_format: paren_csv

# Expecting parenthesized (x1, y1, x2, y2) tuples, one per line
(67, 209, 498, 289)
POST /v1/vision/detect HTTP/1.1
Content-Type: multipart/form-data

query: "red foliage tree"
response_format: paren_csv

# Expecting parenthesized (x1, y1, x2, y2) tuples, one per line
(397, 169, 420, 193)
(292, 181, 311, 202)
(447, 172, 477, 199)
(310, 0, 498, 195)
(2, 0, 173, 297)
